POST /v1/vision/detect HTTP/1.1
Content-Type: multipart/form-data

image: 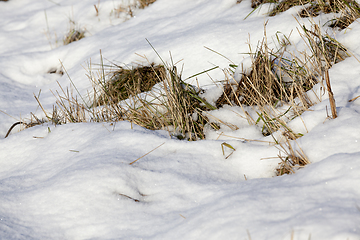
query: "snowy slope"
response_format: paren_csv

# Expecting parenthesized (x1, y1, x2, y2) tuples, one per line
(1, 0, 360, 239)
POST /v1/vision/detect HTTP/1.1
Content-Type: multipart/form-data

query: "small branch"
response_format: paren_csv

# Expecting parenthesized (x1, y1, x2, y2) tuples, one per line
(349, 95, 360, 102)
(325, 69, 337, 119)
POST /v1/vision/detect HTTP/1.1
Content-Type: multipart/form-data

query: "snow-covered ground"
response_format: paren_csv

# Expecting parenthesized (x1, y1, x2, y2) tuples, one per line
(1, 0, 360, 239)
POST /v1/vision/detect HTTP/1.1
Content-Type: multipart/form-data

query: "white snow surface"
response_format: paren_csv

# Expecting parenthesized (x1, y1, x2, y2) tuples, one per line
(1, 0, 360, 239)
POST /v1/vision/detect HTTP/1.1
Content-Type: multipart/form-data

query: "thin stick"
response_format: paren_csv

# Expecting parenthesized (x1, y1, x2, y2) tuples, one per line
(349, 95, 360, 102)
(129, 142, 165, 165)
(325, 69, 337, 119)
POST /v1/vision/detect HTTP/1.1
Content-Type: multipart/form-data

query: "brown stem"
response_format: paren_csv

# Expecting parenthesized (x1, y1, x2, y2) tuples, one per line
(325, 69, 337, 119)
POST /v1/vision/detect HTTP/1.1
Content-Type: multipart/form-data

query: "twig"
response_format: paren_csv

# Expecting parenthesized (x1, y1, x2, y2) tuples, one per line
(325, 69, 337, 119)
(349, 95, 360, 102)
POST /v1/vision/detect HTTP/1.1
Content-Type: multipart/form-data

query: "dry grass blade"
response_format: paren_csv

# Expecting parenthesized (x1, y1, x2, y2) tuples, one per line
(129, 142, 165, 165)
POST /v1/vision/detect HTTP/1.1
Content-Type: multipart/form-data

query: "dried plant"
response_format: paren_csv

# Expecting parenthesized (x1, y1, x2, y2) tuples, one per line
(63, 20, 86, 45)
(276, 138, 309, 175)
(215, 33, 317, 138)
(138, 0, 157, 9)
(269, 0, 312, 16)
(251, 0, 278, 9)
(94, 63, 165, 105)
(254, 0, 360, 29)
(299, 23, 349, 68)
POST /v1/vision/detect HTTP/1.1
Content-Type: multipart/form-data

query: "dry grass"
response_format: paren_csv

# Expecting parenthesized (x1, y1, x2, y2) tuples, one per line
(251, 0, 278, 9)
(138, 0, 157, 8)
(214, 21, 349, 174)
(43, 82, 88, 124)
(63, 28, 85, 45)
(328, 0, 360, 29)
(217, 42, 316, 108)
(269, 0, 312, 16)
(63, 19, 86, 45)
(298, 0, 360, 29)
(34, 49, 217, 140)
(261, 0, 360, 30)
(299, 0, 338, 17)
(300, 23, 349, 67)
(112, 0, 156, 18)
(94, 63, 165, 105)
(215, 35, 316, 139)
(116, 61, 216, 140)
(26, 18, 346, 175)
(276, 138, 310, 175)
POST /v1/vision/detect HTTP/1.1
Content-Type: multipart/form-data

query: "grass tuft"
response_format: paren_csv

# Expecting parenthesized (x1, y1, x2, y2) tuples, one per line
(138, 0, 157, 8)
(253, 0, 360, 30)
(215, 31, 317, 139)
(213, 20, 350, 173)
(116, 61, 215, 140)
(276, 138, 309, 175)
(94, 63, 165, 105)
(251, 0, 278, 9)
(269, 0, 311, 16)
(63, 28, 85, 45)
(42, 49, 218, 141)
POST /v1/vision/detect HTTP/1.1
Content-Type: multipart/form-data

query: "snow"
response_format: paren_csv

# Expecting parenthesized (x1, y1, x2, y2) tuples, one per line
(1, 0, 360, 239)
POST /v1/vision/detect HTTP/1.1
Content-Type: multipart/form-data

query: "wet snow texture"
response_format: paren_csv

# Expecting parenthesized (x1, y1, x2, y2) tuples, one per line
(1, 0, 360, 239)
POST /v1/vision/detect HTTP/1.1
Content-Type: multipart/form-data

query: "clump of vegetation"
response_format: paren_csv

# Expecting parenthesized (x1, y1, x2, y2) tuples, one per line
(328, 0, 360, 29)
(138, 0, 157, 8)
(276, 139, 310, 175)
(120, 63, 215, 140)
(213, 21, 349, 174)
(269, 0, 311, 16)
(217, 21, 348, 109)
(112, 0, 157, 18)
(217, 42, 315, 108)
(21, 15, 348, 175)
(251, 0, 278, 9)
(215, 36, 316, 139)
(299, 0, 337, 17)
(33, 48, 217, 141)
(249, 0, 360, 30)
(301, 23, 349, 67)
(298, 0, 360, 29)
(63, 28, 86, 45)
(94, 63, 165, 105)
